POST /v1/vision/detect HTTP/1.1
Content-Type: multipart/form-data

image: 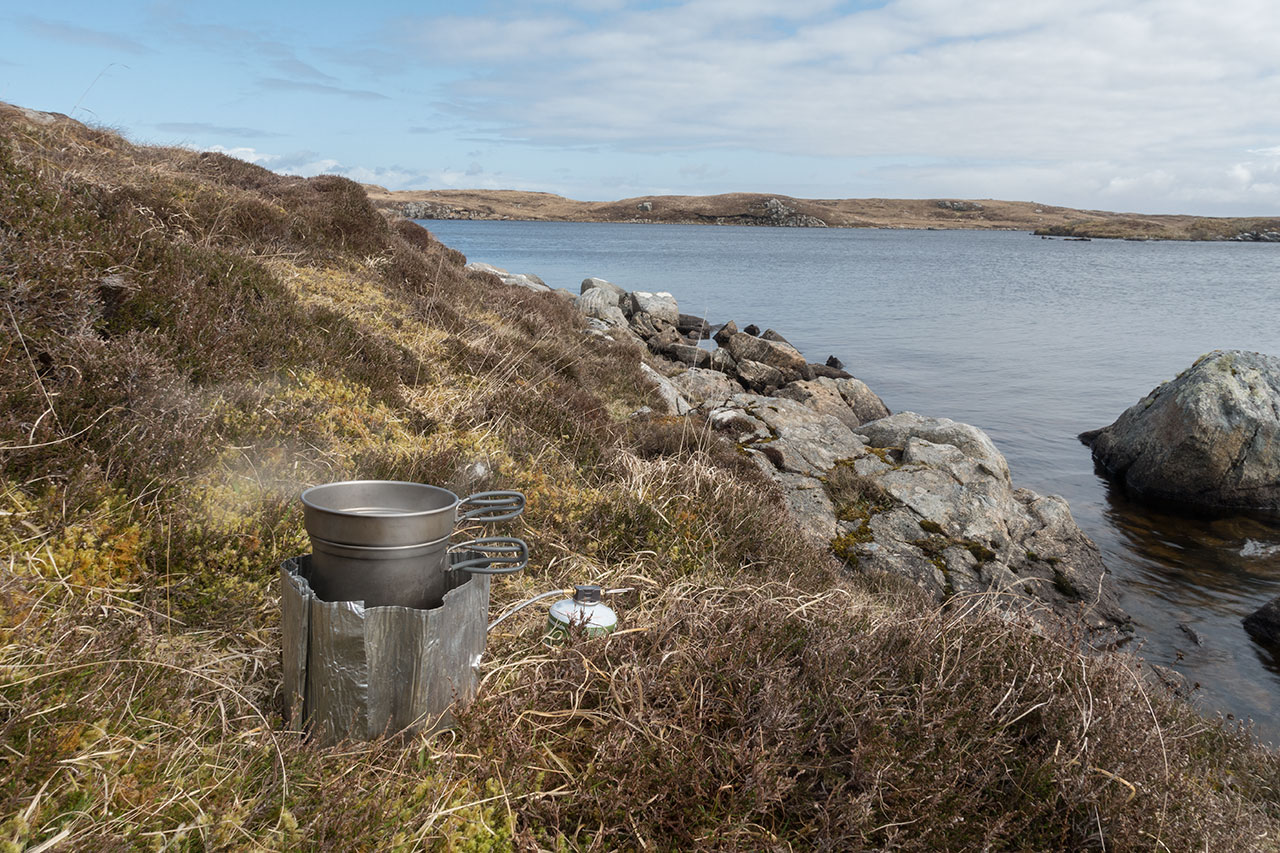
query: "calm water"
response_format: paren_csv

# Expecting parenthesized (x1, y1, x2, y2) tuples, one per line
(423, 220, 1280, 740)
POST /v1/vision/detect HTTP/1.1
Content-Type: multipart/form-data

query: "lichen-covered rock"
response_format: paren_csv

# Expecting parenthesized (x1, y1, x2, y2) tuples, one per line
(705, 405, 1126, 631)
(704, 393, 865, 477)
(1082, 350, 1280, 510)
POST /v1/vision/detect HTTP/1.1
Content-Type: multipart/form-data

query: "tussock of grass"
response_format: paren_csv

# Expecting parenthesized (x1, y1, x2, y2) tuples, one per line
(3, 103, 1280, 849)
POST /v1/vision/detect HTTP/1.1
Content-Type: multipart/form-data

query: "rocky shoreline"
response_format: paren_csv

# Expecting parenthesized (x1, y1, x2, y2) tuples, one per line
(468, 260, 1130, 634)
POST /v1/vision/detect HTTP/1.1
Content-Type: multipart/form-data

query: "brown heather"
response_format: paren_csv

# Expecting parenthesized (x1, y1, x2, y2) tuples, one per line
(2, 103, 1279, 851)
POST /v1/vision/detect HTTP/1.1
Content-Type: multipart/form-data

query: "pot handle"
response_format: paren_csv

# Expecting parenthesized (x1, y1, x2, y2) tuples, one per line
(458, 490, 526, 523)
(449, 537, 528, 575)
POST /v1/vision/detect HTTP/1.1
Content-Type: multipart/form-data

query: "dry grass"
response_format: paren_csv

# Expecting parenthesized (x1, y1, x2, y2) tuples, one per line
(3, 102, 1280, 850)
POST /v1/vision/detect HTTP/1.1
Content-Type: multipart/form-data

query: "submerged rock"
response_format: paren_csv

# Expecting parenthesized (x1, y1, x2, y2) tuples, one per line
(1081, 350, 1280, 510)
(1245, 595, 1280, 645)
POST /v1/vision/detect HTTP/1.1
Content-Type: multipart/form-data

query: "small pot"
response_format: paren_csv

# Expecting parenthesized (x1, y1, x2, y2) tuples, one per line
(308, 534, 528, 609)
(301, 480, 524, 547)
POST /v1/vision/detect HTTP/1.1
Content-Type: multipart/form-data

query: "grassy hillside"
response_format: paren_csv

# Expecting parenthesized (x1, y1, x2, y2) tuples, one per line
(365, 186, 1280, 241)
(3, 103, 1280, 850)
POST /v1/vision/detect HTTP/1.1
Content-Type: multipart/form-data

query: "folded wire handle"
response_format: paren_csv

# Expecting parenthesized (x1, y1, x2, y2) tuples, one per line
(449, 537, 528, 575)
(458, 491, 526, 523)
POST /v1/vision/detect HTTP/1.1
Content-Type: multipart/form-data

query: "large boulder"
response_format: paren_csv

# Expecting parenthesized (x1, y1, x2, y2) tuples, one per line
(581, 277, 628, 301)
(574, 287, 628, 327)
(1081, 350, 1280, 510)
(726, 332, 807, 375)
(629, 291, 679, 326)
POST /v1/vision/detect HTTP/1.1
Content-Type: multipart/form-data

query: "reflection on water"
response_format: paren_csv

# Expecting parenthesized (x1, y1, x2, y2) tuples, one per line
(422, 220, 1280, 740)
(1091, 482, 1280, 742)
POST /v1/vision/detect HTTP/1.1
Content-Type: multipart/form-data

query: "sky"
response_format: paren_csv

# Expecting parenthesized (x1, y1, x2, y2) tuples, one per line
(3, 0, 1280, 216)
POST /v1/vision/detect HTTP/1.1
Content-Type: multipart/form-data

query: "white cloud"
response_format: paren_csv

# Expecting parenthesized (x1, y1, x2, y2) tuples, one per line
(392, 0, 1280, 213)
(205, 145, 279, 164)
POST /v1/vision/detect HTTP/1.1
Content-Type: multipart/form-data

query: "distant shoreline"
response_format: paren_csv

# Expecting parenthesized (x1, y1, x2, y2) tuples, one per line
(364, 186, 1280, 242)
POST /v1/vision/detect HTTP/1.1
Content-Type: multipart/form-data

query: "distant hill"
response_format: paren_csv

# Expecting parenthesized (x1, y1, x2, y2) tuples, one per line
(364, 186, 1280, 242)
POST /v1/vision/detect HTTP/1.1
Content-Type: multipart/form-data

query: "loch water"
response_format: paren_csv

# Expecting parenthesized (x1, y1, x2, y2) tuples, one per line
(422, 219, 1280, 741)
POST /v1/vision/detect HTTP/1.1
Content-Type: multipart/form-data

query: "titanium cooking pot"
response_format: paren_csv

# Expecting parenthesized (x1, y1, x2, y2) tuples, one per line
(308, 534, 528, 609)
(300, 480, 525, 547)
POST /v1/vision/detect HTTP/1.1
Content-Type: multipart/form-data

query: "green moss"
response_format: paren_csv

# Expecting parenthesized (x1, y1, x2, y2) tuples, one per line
(1052, 567, 1081, 599)
(962, 541, 996, 563)
(918, 519, 945, 535)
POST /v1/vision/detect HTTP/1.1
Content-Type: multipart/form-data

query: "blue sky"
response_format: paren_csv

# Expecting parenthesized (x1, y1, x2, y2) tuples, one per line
(4, 0, 1280, 215)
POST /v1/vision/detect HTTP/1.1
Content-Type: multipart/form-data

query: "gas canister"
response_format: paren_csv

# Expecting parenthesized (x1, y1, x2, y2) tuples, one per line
(546, 585, 617, 641)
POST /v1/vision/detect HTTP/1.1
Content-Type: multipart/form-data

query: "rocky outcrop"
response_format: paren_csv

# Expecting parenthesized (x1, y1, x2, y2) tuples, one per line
(473, 262, 1123, 629)
(759, 197, 828, 228)
(464, 262, 550, 292)
(705, 405, 1127, 631)
(1081, 350, 1280, 510)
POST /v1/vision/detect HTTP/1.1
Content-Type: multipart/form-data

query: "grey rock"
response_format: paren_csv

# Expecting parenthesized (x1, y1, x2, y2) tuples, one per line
(666, 343, 711, 368)
(465, 262, 551, 292)
(709, 347, 738, 375)
(760, 197, 828, 228)
(581, 277, 628, 301)
(726, 332, 808, 375)
(1082, 350, 1280, 510)
(735, 359, 786, 394)
(776, 377, 888, 430)
(671, 368, 740, 405)
(630, 312, 660, 339)
(677, 314, 711, 339)
(833, 378, 891, 424)
(810, 363, 853, 380)
(574, 287, 629, 327)
(714, 393, 865, 477)
(834, 415, 1124, 630)
(826, 355, 845, 369)
(742, 324, 761, 336)
(775, 472, 839, 542)
(856, 412, 1009, 481)
(639, 363, 692, 415)
(713, 320, 738, 347)
(629, 291, 679, 325)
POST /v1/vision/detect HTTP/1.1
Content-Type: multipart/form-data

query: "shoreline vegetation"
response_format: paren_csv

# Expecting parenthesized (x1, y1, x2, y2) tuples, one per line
(5, 101, 1280, 848)
(365, 185, 1280, 242)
